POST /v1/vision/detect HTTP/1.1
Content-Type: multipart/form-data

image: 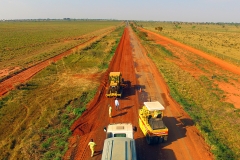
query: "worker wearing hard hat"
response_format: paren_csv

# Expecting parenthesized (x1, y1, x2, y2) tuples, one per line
(88, 139, 96, 157)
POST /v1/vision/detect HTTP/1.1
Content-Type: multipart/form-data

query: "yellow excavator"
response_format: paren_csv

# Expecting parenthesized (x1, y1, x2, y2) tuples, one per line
(139, 101, 168, 144)
(106, 72, 127, 98)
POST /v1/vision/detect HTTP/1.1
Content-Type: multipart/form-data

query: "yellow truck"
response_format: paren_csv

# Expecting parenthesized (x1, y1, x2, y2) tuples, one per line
(139, 101, 168, 144)
(106, 72, 127, 98)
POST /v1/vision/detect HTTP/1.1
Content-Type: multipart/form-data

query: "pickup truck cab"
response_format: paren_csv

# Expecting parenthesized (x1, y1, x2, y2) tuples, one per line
(101, 123, 137, 160)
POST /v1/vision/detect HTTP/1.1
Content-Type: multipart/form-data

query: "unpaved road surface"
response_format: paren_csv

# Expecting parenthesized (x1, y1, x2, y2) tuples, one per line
(65, 26, 213, 160)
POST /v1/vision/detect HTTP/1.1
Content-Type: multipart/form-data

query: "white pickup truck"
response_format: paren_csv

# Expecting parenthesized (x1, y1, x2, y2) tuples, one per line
(101, 123, 137, 160)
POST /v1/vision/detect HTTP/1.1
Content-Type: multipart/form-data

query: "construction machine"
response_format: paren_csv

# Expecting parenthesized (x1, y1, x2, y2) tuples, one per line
(139, 101, 168, 144)
(106, 72, 127, 98)
(102, 123, 137, 160)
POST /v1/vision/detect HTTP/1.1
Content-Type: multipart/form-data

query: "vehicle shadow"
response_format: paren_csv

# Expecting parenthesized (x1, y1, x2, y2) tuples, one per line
(133, 86, 149, 102)
(121, 81, 146, 99)
(120, 105, 133, 110)
(112, 111, 127, 118)
(135, 116, 194, 160)
(135, 136, 176, 160)
(162, 116, 194, 146)
(93, 150, 102, 156)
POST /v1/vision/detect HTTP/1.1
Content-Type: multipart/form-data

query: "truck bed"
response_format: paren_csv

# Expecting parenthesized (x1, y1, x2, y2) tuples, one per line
(101, 137, 137, 160)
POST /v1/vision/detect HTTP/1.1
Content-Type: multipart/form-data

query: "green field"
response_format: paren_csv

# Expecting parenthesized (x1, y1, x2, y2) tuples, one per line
(0, 22, 124, 160)
(135, 21, 240, 66)
(132, 23, 240, 160)
(0, 21, 121, 74)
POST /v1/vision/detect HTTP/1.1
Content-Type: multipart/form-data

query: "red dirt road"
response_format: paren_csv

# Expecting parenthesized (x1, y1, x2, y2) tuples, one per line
(65, 27, 214, 160)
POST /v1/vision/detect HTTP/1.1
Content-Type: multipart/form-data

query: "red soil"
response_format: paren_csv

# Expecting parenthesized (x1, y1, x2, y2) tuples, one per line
(0, 31, 113, 97)
(140, 28, 240, 76)
(64, 27, 214, 160)
(141, 28, 240, 109)
(3, 25, 239, 159)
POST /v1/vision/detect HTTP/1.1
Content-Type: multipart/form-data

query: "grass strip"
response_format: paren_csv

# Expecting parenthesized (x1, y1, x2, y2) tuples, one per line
(0, 25, 124, 160)
(132, 25, 239, 160)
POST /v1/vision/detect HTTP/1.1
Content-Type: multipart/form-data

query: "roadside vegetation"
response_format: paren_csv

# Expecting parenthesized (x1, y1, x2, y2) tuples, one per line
(134, 21, 240, 66)
(0, 25, 124, 160)
(131, 23, 240, 160)
(0, 21, 121, 81)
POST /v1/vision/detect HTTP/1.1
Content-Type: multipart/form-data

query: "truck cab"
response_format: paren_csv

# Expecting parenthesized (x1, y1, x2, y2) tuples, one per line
(101, 123, 137, 160)
(104, 123, 136, 139)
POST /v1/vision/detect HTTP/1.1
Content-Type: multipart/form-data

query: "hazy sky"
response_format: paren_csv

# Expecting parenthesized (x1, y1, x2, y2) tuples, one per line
(0, 0, 239, 22)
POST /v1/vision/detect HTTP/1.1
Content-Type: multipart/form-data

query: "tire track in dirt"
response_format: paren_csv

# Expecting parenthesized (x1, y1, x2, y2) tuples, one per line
(130, 27, 199, 160)
(65, 27, 141, 160)
(135, 27, 218, 159)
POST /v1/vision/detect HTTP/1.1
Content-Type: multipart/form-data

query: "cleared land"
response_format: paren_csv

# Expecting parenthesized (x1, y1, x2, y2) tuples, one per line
(0, 21, 121, 80)
(135, 22, 240, 66)
(132, 22, 240, 159)
(0, 22, 124, 159)
(1, 21, 240, 160)
(64, 26, 213, 160)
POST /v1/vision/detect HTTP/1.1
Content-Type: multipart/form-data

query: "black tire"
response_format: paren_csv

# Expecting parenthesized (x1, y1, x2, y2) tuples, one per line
(153, 136, 159, 144)
(160, 137, 164, 143)
(146, 134, 152, 145)
(163, 136, 168, 142)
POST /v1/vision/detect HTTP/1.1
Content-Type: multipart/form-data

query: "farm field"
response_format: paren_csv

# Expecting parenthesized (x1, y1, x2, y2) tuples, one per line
(0, 20, 240, 160)
(0, 21, 121, 80)
(131, 23, 240, 159)
(0, 23, 124, 159)
(135, 21, 240, 66)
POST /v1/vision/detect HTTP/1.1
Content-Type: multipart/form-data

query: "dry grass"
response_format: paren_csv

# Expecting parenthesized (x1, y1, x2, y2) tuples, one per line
(136, 22, 240, 66)
(0, 21, 121, 79)
(132, 24, 240, 159)
(0, 26, 124, 160)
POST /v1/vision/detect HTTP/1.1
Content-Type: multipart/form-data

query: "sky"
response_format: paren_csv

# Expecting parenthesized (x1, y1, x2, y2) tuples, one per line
(0, 0, 239, 23)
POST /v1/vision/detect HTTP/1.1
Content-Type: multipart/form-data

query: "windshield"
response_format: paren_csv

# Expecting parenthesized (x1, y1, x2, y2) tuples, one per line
(114, 133, 126, 137)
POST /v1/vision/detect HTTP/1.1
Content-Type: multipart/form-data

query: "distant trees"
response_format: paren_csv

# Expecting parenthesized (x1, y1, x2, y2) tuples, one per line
(155, 26, 163, 31)
(63, 18, 71, 21)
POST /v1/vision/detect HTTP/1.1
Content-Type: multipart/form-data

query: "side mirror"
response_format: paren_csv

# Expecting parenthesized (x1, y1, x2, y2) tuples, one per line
(104, 127, 107, 132)
(133, 126, 137, 132)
